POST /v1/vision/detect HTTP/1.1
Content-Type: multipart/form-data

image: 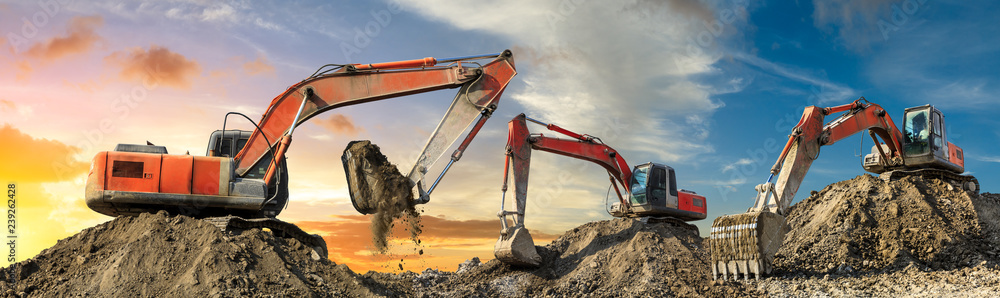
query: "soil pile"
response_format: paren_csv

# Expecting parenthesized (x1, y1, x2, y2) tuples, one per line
(0, 212, 410, 297)
(773, 174, 1000, 274)
(413, 218, 758, 297)
(343, 140, 422, 253)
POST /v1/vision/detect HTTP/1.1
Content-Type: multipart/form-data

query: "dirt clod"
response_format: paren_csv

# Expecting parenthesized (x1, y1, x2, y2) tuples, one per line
(343, 140, 423, 253)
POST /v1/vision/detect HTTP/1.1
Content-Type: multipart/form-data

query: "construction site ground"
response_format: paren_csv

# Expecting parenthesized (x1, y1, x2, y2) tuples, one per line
(3, 175, 999, 297)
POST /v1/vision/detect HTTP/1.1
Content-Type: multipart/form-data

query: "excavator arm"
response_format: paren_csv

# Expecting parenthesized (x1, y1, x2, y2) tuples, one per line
(752, 98, 904, 213)
(495, 114, 632, 266)
(85, 51, 515, 219)
(234, 51, 516, 206)
(711, 97, 908, 280)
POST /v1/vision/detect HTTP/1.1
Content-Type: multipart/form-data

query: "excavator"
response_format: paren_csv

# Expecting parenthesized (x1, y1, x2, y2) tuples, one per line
(494, 114, 708, 266)
(710, 97, 979, 280)
(84, 51, 517, 256)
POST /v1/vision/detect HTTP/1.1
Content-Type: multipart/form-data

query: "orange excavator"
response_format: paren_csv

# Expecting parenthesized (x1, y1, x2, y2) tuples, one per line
(84, 51, 517, 255)
(710, 97, 979, 280)
(495, 114, 708, 266)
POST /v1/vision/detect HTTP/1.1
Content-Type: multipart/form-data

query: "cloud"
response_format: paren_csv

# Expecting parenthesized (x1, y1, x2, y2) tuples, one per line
(0, 124, 88, 183)
(0, 125, 105, 266)
(395, 0, 744, 164)
(296, 214, 558, 272)
(732, 52, 856, 104)
(243, 54, 275, 76)
(15, 60, 32, 82)
(721, 158, 753, 172)
(25, 16, 104, 61)
(811, 0, 900, 52)
(0, 99, 32, 117)
(975, 155, 1000, 163)
(313, 114, 363, 137)
(105, 45, 202, 89)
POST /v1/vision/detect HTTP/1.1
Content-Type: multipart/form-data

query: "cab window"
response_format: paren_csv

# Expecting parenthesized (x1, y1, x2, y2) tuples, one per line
(904, 110, 930, 155)
(630, 166, 649, 205)
(932, 112, 943, 152)
(650, 167, 666, 203)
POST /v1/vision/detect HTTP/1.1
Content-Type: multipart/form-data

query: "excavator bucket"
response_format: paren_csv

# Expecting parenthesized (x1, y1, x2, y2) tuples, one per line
(342, 140, 414, 214)
(709, 211, 789, 280)
(494, 226, 542, 267)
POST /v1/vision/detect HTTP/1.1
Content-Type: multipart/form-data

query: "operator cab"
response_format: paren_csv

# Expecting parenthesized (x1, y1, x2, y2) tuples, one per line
(207, 130, 275, 180)
(626, 162, 706, 220)
(206, 129, 289, 217)
(865, 105, 965, 174)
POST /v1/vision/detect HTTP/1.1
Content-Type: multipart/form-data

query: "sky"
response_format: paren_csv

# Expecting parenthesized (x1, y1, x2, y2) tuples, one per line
(1, 0, 998, 273)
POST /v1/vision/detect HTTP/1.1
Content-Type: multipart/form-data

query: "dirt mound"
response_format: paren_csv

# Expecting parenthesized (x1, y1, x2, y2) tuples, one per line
(343, 140, 422, 253)
(415, 218, 757, 297)
(0, 212, 410, 297)
(774, 174, 1000, 274)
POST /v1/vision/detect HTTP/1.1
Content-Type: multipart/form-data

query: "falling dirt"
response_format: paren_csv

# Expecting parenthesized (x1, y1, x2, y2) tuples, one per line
(342, 141, 423, 254)
(772, 174, 1000, 275)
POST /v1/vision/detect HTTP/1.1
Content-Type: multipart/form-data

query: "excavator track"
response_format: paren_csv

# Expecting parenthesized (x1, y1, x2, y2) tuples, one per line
(205, 216, 328, 259)
(640, 216, 700, 235)
(879, 168, 980, 194)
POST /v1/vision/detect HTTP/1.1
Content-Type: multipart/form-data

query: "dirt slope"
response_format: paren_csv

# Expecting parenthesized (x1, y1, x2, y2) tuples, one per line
(773, 174, 1000, 275)
(3, 174, 998, 297)
(413, 218, 757, 297)
(0, 212, 411, 297)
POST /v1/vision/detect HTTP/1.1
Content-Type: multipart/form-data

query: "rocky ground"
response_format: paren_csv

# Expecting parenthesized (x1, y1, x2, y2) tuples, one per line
(2, 175, 997, 297)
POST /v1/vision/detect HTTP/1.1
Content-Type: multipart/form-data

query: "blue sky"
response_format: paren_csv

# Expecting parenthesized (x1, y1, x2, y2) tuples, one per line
(2, 0, 998, 270)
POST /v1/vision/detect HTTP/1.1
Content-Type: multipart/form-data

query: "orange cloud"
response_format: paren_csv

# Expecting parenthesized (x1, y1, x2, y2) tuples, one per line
(25, 16, 103, 61)
(0, 124, 89, 182)
(243, 54, 275, 76)
(105, 45, 202, 89)
(313, 114, 363, 137)
(0, 125, 106, 267)
(0, 100, 13, 112)
(15, 60, 32, 82)
(296, 214, 558, 273)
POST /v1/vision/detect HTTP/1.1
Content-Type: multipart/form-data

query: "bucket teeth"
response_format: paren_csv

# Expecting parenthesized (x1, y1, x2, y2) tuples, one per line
(494, 226, 542, 267)
(710, 212, 789, 280)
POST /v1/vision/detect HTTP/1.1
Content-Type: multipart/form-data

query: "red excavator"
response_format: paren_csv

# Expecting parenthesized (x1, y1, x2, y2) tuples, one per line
(710, 97, 979, 280)
(85, 51, 517, 255)
(494, 114, 708, 266)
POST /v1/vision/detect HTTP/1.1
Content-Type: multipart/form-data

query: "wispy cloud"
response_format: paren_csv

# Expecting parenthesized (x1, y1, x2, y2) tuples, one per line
(975, 155, 1000, 163)
(722, 158, 753, 172)
(732, 52, 856, 104)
